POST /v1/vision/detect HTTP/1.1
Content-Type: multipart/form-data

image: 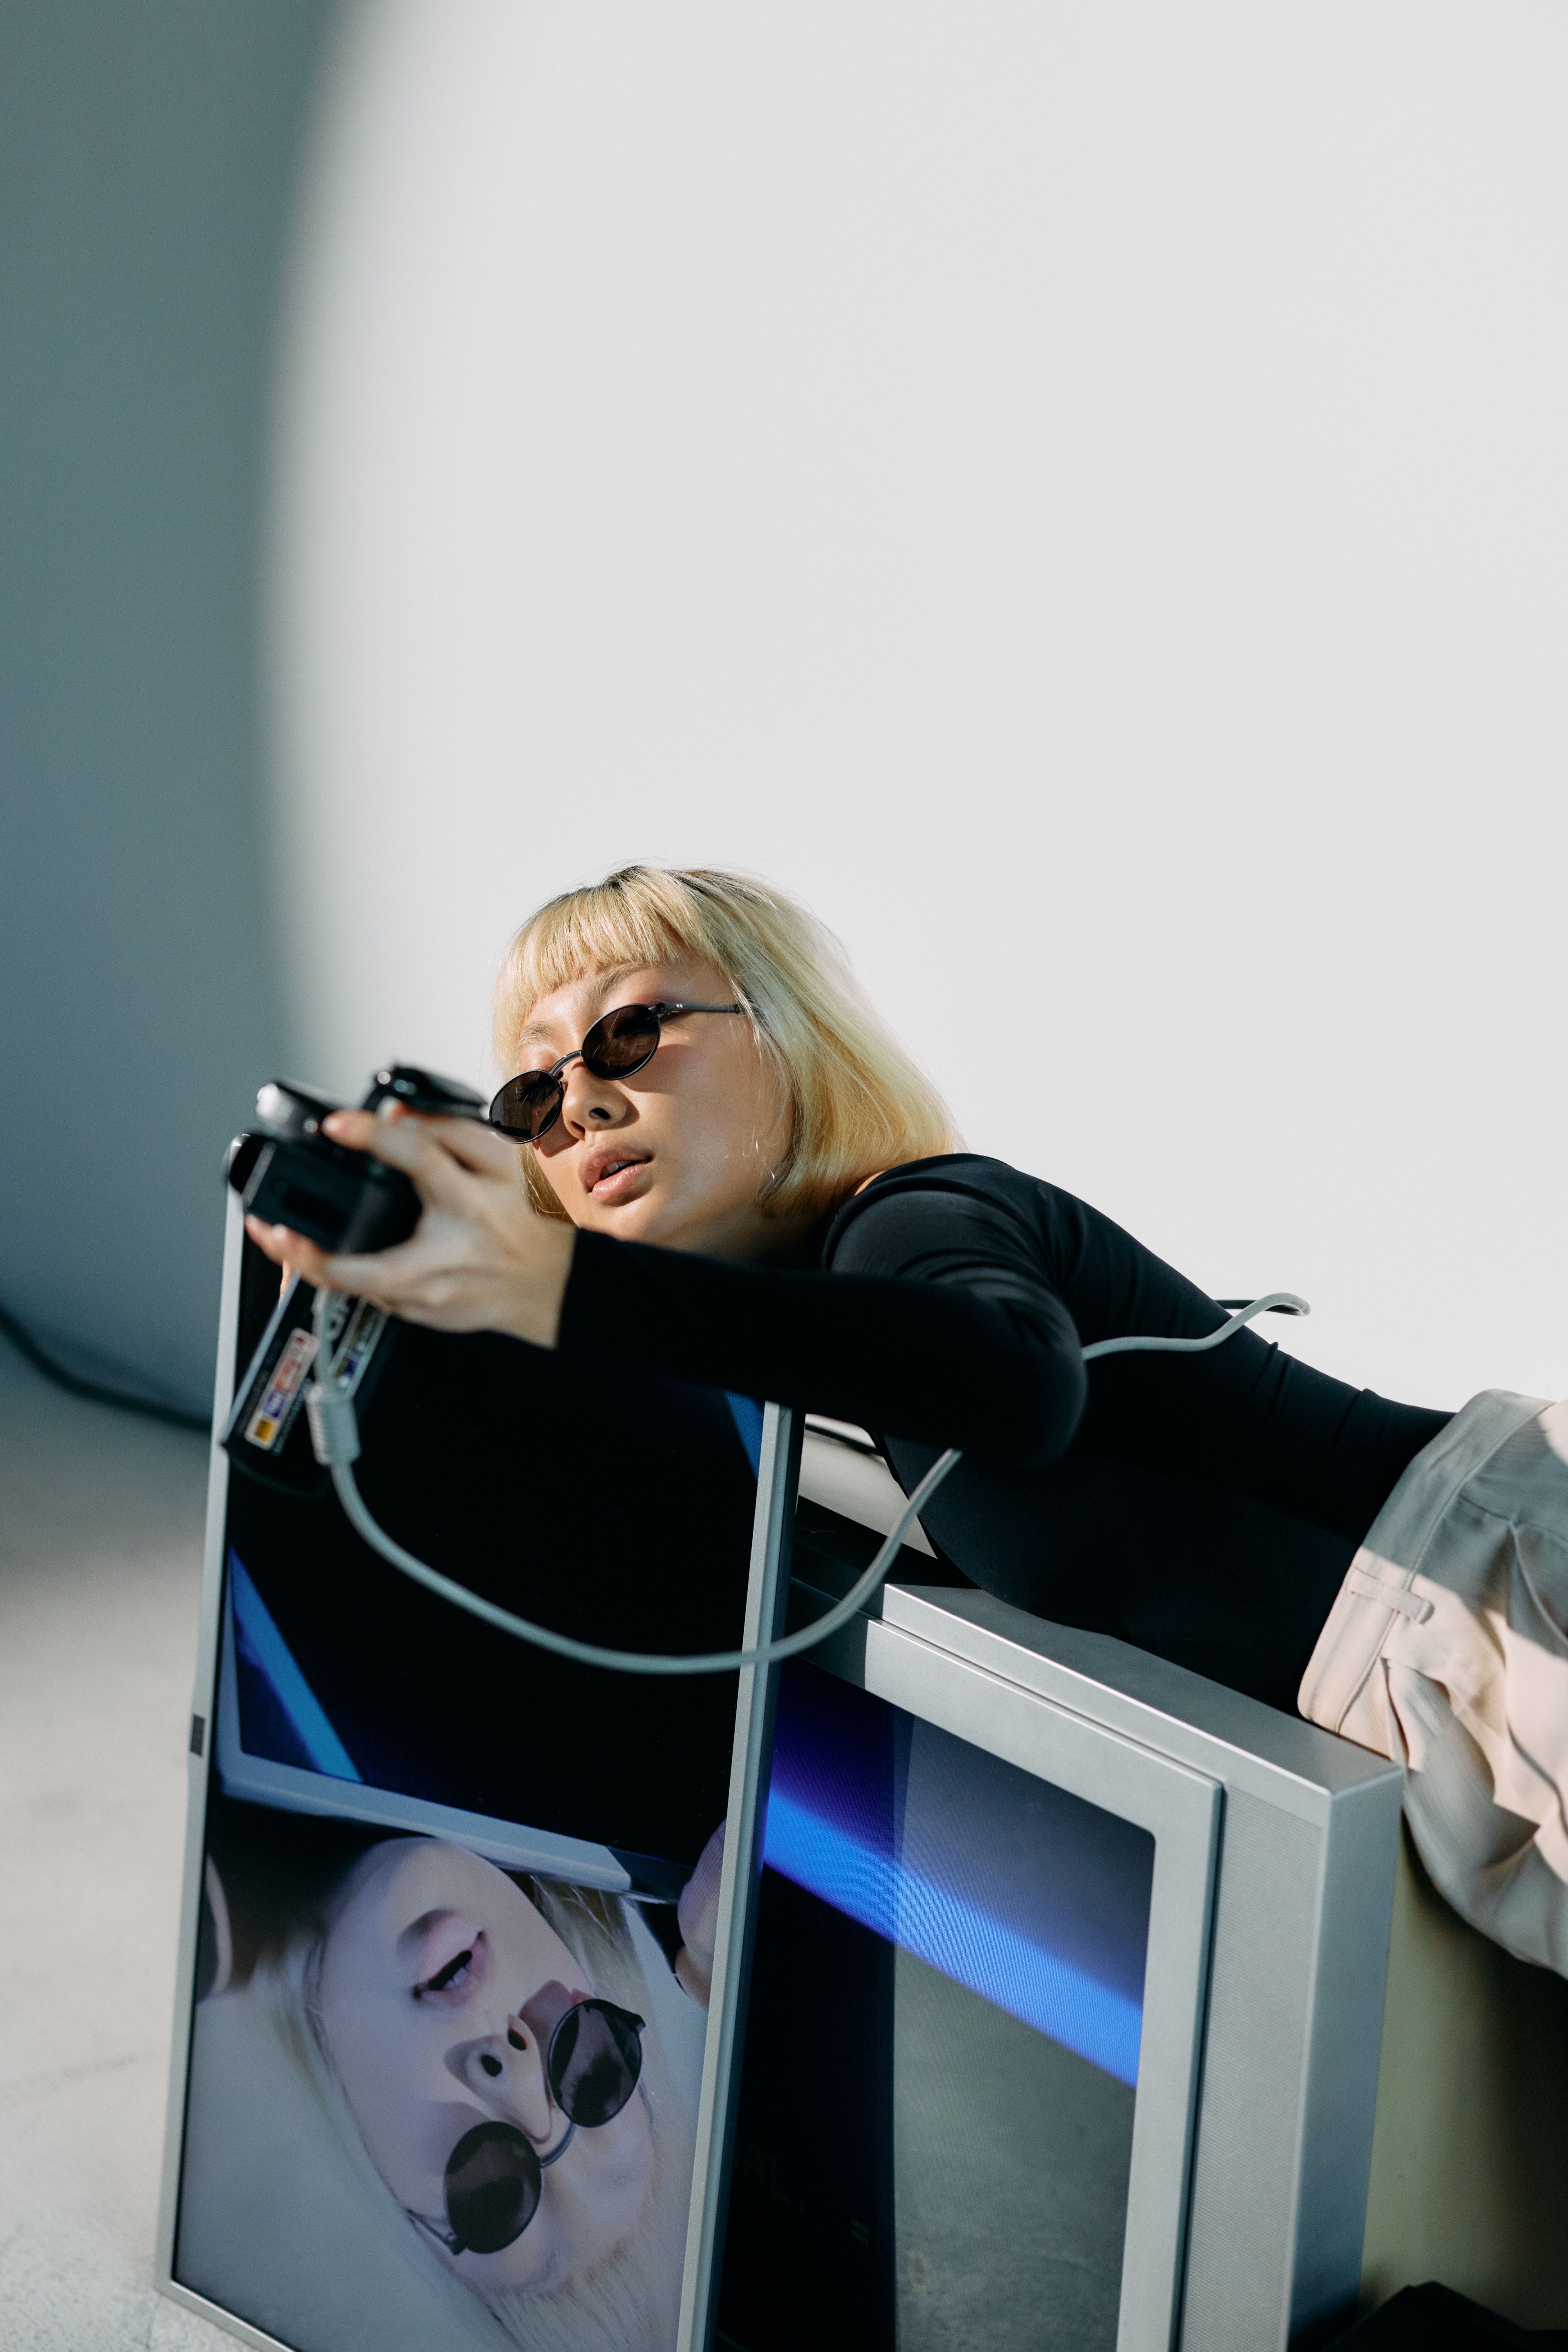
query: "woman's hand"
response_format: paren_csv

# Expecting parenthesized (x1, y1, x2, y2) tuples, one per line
(674, 1821, 726, 2008)
(244, 1107, 576, 1348)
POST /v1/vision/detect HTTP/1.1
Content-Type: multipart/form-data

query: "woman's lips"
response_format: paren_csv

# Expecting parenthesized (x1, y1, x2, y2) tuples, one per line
(585, 1155, 650, 1201)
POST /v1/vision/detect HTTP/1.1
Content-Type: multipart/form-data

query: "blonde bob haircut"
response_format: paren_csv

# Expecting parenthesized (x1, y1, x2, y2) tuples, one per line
(493, 865, 958, 1227)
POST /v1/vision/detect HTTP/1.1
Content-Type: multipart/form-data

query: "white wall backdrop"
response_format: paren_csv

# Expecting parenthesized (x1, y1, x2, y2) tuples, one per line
(271, 0, 1568, 1410)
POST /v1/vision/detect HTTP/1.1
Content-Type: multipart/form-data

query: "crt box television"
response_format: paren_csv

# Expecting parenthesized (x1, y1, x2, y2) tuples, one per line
(718, 1435, 1404, 2352)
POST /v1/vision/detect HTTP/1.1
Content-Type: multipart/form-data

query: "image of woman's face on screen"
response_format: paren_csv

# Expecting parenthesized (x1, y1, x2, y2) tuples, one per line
(317, 1839, 656, 2292)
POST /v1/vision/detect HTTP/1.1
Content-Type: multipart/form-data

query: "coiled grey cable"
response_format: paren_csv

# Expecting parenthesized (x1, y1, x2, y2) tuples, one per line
(304, 1286, 1307, 1676)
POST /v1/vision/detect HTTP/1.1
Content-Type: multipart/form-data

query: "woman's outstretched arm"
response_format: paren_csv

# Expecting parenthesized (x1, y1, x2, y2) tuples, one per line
(245, 1109, 1087, 1460)
(556, 1219, 1087, 1461)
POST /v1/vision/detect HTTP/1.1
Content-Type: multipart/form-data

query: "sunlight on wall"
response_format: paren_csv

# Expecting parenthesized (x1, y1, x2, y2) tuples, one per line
(271, 0, 1568, 1409)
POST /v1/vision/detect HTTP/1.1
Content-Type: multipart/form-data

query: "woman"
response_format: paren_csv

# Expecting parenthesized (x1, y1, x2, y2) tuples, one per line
(307, 1841, 691, 2327)
(250, 864, 1568, 1978)
(193, 1827, 714, 2351)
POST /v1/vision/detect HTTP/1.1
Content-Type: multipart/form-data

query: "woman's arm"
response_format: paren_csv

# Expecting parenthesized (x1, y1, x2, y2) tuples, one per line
(247, 1112, 1087, 1460)
(558, 1222, 1084, 1458)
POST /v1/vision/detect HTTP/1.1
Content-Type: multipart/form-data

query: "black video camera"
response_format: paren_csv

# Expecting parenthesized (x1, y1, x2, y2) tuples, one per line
(221, 1065, 488, 1494)
(226, 1064, 489, 1255)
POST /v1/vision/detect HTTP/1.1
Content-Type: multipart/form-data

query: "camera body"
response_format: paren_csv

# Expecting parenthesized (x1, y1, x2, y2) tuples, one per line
(228, 1065, 488, 1255)
(221, 1065, 488, 1492)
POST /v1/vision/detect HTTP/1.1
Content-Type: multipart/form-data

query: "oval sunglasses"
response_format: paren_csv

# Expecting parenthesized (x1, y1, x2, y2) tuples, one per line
(408, 1993, 647, 2257)
(487, 1001, 744, 1144)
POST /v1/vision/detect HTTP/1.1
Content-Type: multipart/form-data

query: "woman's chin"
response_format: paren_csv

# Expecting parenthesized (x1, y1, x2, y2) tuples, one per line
(579, 1186, 681, 1245)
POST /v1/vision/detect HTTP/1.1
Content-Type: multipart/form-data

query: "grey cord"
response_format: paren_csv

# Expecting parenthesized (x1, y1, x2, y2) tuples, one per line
(1078, 1292, 1309, 1361)
(0, 1301, 209, 1434)
(304, 1286, 1307, 1676)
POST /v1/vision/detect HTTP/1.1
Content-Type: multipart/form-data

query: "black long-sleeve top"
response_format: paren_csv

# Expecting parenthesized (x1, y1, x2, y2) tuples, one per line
(557, 1153, 1452, 1711)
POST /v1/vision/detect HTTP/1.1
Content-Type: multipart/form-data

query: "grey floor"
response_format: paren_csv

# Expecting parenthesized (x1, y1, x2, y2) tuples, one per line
(894, 1950, 1132, 2352)
(0, 1344, 231, 2349)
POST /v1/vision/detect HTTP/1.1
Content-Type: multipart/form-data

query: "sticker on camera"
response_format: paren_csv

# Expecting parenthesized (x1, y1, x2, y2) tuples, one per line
(244, 1328, 319, 1451)
(327, 1299, 386, 1396)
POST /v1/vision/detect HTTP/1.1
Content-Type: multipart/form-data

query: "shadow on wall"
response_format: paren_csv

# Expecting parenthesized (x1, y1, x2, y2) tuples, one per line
(1359, 1824, 1568, 2331)
(0, 0, 341, 1408)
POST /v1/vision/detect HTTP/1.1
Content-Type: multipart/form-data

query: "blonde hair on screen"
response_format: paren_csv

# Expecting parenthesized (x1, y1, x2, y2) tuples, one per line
(493, 865, 958, 1225)
(262, 1863, 689, 2351)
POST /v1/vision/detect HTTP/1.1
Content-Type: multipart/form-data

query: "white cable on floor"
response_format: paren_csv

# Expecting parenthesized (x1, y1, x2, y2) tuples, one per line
(305, 1286, 1305, 1676)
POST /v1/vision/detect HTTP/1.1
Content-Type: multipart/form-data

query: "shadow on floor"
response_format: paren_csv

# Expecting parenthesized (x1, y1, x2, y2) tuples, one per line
(0, 1345, 231, 2346)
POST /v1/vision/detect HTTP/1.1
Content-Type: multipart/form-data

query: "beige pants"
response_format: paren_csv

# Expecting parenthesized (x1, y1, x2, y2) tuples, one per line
(1299, 1389, 1568, 1976)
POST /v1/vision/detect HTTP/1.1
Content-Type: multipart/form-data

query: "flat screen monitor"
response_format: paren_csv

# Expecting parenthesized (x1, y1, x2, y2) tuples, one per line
(157, 1202, 794, 2352)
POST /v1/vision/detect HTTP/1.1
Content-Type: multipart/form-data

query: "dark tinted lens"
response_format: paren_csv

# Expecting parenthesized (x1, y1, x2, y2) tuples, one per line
(444, 2121, 542, 2254)
(581, 1004, 663, 1077)
(488, 1072, 564, 1142)
(547, 2001, 645, 2127)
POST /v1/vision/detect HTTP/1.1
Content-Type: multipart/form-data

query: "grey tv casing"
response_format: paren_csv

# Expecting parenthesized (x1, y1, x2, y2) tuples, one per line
(787, 1485, 1403, 2352)
(156, 1198, 1402, 2351)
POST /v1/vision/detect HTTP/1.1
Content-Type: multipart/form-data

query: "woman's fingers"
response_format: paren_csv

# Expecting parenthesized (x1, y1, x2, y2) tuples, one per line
(244, 1217, 340, 1288)
(311, 1233, 444, 1302)
(320, 1107, 522, 1202)
(317, 1108, 465, 1204)
(245, 1211, 463, 1307)
(242, 1101, 572, 1343)
(243, 1206, 428, 1300)
(401, 1112, 523, 1178)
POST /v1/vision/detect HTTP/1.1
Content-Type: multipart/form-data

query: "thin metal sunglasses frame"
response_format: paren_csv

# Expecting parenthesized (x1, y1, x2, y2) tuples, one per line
(488, 1001, 745, 1140)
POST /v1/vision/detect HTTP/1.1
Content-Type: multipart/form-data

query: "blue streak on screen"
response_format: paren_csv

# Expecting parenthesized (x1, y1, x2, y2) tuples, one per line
(763, 1791, 1142, 2086)
(762, 1662, 1150, 2086)
(724, 1394, 765, 1473)
(229, 1551, 361, 1782)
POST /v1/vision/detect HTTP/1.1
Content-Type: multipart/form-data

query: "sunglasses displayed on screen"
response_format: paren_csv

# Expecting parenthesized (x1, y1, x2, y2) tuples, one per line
(487, 1002, 744, 1144)
(408, 1993, 647, 2257)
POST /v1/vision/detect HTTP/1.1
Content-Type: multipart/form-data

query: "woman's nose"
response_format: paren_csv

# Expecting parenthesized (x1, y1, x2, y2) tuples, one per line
(560, 1061, 629, 1133)
(464, 2017, 556, 2143)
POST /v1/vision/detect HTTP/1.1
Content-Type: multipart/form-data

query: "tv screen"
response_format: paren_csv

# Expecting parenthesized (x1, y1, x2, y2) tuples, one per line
(164, 1236, 784, 2352)
(719, 1658, 1155, 2352)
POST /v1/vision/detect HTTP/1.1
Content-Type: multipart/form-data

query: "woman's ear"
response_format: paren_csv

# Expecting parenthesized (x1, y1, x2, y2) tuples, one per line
(674, 1823, 726, 2009)
(198, 1855, 236, 2002)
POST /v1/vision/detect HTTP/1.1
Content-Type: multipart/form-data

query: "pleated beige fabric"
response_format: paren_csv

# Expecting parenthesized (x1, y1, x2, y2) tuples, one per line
(1299, 1389, 1568, 1975)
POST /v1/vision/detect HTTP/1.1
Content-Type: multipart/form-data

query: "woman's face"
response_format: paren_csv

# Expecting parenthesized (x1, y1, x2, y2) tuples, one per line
(318, 1840, 655, 2293)
(517, 960, 800, 1258)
